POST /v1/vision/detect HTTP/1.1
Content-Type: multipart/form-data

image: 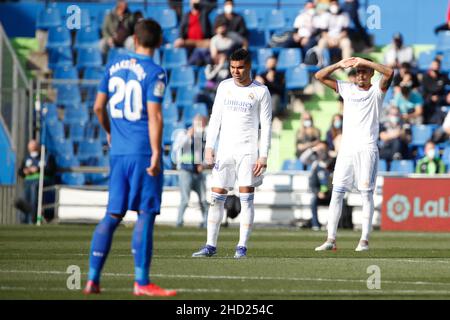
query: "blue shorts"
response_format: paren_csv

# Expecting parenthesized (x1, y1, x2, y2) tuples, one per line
(107, 155, 163, 216)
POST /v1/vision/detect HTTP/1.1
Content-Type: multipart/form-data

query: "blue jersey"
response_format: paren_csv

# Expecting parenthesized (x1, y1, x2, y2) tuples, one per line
(98, 51, 167, 156)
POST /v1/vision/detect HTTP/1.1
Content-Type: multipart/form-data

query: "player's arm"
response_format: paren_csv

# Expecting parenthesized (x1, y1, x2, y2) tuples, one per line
(204, 86, 223, 167)
(146, 101, 163, 177)
(254, 87, 272, 177)
(93, 92, 111, 143)
(314, 58, 356, 91)
(354, 57, 394, 92)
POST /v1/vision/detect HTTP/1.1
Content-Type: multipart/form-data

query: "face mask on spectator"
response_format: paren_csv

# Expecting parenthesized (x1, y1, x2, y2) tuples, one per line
(426, 149, 436, 159)
(224, 5, 233, 14)
(30, 151, 39, 158)
(389, 116, 400, 124)
(333, 120, 342, 129)
(329, 5, 339, 14)
(303, 120, 312, 128)
(307, 8, 316, 15)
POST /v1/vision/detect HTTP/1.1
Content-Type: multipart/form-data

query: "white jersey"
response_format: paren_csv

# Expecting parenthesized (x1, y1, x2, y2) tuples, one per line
(205, 78, 272, 158)
(337, 80, 386, 154)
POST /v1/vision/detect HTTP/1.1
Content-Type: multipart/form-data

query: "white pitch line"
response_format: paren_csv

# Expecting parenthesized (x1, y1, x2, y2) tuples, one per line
(1, 269, 450, 287)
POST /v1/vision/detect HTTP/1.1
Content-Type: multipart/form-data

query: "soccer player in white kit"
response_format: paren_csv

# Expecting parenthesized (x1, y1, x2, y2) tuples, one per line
(192, 48, 272, 258)
(314, 57, 393, 252)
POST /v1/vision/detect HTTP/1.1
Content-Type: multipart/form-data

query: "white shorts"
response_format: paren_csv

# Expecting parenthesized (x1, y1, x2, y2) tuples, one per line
(211, 153, 264, 190)
(332, 148, 379, 192)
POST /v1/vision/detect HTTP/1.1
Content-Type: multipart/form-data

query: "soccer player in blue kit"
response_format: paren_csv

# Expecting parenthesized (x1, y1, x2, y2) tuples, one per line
(83, 19, 176, 297)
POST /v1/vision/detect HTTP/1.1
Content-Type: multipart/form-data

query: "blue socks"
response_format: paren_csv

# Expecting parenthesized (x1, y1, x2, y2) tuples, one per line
(87, 214, 121, 284)
(132, 212, 156, 286)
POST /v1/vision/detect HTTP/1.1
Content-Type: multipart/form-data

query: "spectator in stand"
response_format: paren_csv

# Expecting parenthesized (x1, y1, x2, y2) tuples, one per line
(325, 113, 343, 155)
(434, 1, 450, 34)
(341, 0, 372, 49)
(210, 17, 247, 63)
(392, 83, 424, 124)
(296, 112, 321, 164)
(379, 106, 411, 162)
(100, 0, 136, 56)
(316, 0, 353, 60)
(432, 109, 450, 143)
(415, 141, 446, 174)
(383, 33, 415, 69)
(423, 94, 448, 125)
(214, 0, 248, 39)
(392, 62, 420, 94)
(255, 56, 285, 118)
(200, 52, 230, 112)
(293, 2, 321, 58)
(422, 59, 449, 101)
(174, 0, 217, 65)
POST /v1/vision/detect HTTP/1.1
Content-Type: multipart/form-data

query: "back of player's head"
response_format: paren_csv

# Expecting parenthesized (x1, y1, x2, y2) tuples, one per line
(134, 19, 162, 49)
(229, 48, 251, 65)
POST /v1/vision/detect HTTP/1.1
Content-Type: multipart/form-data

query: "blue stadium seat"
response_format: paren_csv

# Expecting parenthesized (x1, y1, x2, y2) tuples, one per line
(443, 145, 450, 166)
(82, 67, 104, 102)
(242, 9, 258, 30)
(47, 26, 71, 49)
(378, 159, 388, 172)
(75, 26, 100, 49)
(53, 66, 78, 80)
(64, 105, 89, 125)
(169, 66, 195, 88)
(285, 8, 301, 27)
(107, 47, 128, 64)
(154, 8, 178, 30)
(68, 123, 86, 143)
(183, 103, 208, 127)
(87, 155, 109, 186)
(263, 9, 286, 32)
(410, 125, 434, 147)
(437, 31, 450, 53)
(45, 120, 65, 142)
(48, 46, 73, 70)
(52, 139, 75, 158)
(162, 47, 188, 69)
(176, 86, 199, 108)
(56, 155, 79, 168)
(83, 67, 104, 81)
(282, 159, 304, 171)
(248, 30, 269, 49)
(441, 50, 450, 72)
(42, 103, 58, 117)
(286, 65, 309, 90)
(78, 139, 103, 162)
(61, 172, 86, 186)
(163, 28, 180, 45)
(257, 48, 275, 71)
(390, 160, 415, 174)
(77, 47, 103, 69)
(153, 48, 161, 65)
(418, 51, 436, 72)
(163, 122, 177, 145)
(162, 102, 178, 122)
(196, 67, 207, 89)
(36, 6, 62, 30)
(56, 84, 81, 105)
(277, 48, 302, 71)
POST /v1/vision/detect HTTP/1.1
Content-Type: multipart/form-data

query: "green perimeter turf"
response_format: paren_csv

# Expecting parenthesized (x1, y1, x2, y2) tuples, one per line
(1, 225, 450, 300)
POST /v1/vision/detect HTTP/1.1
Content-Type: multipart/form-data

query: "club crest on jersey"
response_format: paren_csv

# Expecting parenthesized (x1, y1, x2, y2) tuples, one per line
(153, 81, 165, 98)
(248, 93, 255, 100)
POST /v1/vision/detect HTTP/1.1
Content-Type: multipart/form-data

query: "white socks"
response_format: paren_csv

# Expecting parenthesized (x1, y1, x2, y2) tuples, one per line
(327, 187, 346, 241)
(238, 193, 255, 248)
(360, 190, 374, 242)
(206, 192, 226, 247)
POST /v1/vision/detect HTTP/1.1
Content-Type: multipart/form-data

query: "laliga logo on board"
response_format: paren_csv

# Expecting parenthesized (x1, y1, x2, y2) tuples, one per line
(387, 194, 450, 223)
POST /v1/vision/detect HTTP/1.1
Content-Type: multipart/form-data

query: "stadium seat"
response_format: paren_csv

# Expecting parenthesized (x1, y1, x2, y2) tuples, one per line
(263, 9, 286, 32)
(183, 103, 208, 127)
(418, 51, 436, 72)
(277, 48, 302, 71)
(36, 6, 62, 30)
(77, 47, 103, 69)
(64, 105, 89, 125)
(163, 28, 180, 45)
(175, 86, 199, 108)
(45, 120, 65, 142)
(75, 26, 100, 49)
(68, 123, 86, 143)
(162, 102, 178, 122)
(56, 84, 81, 105)
(256, 48, 275, 71)
(162, 47, 188, 69)
(378, 159, 388, 172)
(107, 47, 128, 64)
(441, 50, 450, 72)
(436, 31, 450, 52)
(82, 67, 104, 102)
(83, 67, 104, 81)
(410, 125, 434, 147)
(285, 8, 301, 27)
(286, 65, 309, 90)
(196, 67, 207, 88)
(56, 155, 80, 168)
(48, 46, 73, 70)
(77, 139, 103, 162)
(248, 30, 269, 50)
(443, 145, 450, 166)
(61, 172, 86, 186)
(242, 9, 258, 30)
(169, 66, 195, 88)
(390, 160, 415, 174)
(154, 8, 178, 30)
(46, 26, 71, 49)
(282, 159, 304, 171)
(153, 48, 161, 65)
(87, 155, 109, 186)
(52, 139, 75, 158)
(53, 66, 78, 80)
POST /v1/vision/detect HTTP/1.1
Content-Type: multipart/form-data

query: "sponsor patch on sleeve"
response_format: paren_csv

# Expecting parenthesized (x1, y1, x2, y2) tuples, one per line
(153, 80, 165, 98)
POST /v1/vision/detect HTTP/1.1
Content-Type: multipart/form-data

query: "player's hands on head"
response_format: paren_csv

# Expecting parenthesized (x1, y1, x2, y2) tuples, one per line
(204, 148, 215, 168)
(253, 157, 267, 177)
(146, 154, 161, 177)
(339, 57, 357, 69)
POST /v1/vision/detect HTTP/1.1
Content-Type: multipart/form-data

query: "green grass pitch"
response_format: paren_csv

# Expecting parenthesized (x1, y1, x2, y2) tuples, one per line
(1, 224, 450, 300)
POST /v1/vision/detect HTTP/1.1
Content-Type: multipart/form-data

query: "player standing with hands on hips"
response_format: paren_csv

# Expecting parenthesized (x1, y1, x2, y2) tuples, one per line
(83, 19, 176, 297)
(314, 57, 393, 252)
(192, 48, 272, 259)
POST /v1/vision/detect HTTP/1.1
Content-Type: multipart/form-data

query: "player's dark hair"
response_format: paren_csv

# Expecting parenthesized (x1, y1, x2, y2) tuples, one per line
(134, 19, 162, 49)
(229, 48, 251, 65)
